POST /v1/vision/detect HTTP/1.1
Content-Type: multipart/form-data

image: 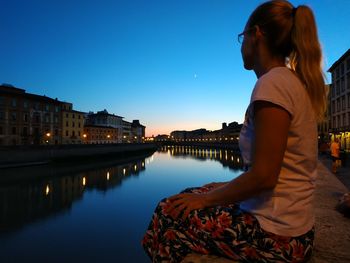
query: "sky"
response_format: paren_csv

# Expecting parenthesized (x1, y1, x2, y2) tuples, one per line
(1, 0, 349, 137)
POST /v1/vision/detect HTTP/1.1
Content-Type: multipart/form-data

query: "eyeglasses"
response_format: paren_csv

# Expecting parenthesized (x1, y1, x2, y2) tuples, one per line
(237, 28, 252, 44)
(237, 27, 256, 44)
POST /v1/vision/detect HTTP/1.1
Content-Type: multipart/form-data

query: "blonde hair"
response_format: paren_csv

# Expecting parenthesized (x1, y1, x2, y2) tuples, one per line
(248, 0, 327, 121)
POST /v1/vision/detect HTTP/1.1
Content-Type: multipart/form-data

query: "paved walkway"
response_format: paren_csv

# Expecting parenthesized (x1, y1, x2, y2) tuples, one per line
(182, 157, 350, 263)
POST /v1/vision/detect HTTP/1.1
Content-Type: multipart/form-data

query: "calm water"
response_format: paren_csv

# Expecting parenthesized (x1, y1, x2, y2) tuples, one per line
(0, 146, 243, 263)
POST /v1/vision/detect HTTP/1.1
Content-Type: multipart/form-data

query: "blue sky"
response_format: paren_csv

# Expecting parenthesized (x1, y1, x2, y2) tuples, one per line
(1, 0, 349, 136)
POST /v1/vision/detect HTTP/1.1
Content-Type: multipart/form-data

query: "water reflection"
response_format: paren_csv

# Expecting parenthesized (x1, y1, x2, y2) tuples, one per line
(158, 145, 244, 171)
(0, 157, 147, 234)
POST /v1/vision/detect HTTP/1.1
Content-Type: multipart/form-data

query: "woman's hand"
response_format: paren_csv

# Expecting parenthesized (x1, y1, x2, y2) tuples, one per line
(164, 193, 209, 221)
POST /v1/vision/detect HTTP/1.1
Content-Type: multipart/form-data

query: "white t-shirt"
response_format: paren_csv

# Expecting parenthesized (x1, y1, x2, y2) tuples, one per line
(239, 67, 318, 237)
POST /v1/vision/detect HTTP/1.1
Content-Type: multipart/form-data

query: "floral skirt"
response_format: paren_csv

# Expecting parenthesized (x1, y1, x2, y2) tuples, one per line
(142, 186, 314, 263)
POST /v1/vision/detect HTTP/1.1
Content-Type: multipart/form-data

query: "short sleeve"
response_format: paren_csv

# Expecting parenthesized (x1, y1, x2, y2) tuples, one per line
(250, 70, 296, 118)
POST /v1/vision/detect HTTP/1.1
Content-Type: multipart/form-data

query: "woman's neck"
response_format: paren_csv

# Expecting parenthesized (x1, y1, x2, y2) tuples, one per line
(254, 60, 286, 78)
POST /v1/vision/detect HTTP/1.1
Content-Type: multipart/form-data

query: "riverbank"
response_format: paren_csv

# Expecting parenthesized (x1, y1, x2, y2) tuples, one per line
(182, 157, 350, 263)
(0, 143, 157, 169)
(158, 141, 240, 151)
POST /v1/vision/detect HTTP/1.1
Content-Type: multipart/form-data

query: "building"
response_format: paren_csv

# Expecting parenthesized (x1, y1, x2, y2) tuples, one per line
(85, 110, 123, 142)
(317, 84, 331, 144)
(131, 120, 145, 143)
(328, 49, 350, 151)
(0, 84, 62, 146)
(170, 122, 242, 143)
(61, 102, 85, 144)
(83, 125, 119, 144)
(122, 120, 132, 143)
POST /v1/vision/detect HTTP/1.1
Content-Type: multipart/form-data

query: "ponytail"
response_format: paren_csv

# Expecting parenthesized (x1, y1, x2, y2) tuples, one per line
(289, 6, 327, 121)
(248, 1, 327, 122)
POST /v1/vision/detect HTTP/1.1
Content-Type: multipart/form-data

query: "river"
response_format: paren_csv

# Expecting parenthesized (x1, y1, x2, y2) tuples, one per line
(0, 146, 243, 263)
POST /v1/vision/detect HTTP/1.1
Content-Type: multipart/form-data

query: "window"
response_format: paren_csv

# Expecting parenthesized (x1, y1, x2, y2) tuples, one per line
(341, 77, 345, 92)
(66, 113, 69, 118)
(66, 121, 68, 127)
(72, 114, 75, 119)
(0, 111, 3, 120)
(78, 115, 81, 119)
(35, 115, 40, 123)
(66, 130, 69, 136)
(78, 122, 81, 128)
(12, 99, 17, 107)
(78, 131, 81, 136)
(72, 131, 75, 137)
(336, 80, 340, 95)
(343, 114, 346, 127)
(55, 129, 58, 136)
(333, 117, 336, 128)
(337, 115, 341, 128)
(0, 97, 4, 105)
(12, 127, 16, 135)
(341, 63, 345, 76)
(347, 73, 350, 89)
(11, 112, 16, 121)
(45, 115, 49, 123)
(336, 67, 340, 78)
(0, 126, 3, 135)
(22, 127, 28, 136)
(332, 101, 335, 114)
(54, 116, 58, 123)
(55, 106, 59, 113)
(45, 104, 49, 111)
(23, 113, 28, 122)
(337, 99, 340, 112)
(348, 93, 350, 108)
(34, 102, 39, 110)
(342, 96, 345, 110)
(331, 82, 335, 98)
(23, 101, 28, 108)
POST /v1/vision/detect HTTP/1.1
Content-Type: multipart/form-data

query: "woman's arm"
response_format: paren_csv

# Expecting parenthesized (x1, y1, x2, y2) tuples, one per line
(166, 101, 291, 220)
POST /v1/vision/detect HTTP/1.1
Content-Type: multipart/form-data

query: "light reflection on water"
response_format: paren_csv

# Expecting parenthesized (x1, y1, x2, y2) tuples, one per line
(0, 146, 243, 263)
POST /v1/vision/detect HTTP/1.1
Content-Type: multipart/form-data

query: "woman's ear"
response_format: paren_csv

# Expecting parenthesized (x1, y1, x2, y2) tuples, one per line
(254, 25, 264, 40)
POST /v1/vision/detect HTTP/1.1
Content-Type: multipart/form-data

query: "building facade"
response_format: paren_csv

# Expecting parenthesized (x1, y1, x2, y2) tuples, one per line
(83, 125, 119, 144)
(170, 122, 242, 143)
(0, 84, 62, 146)
(86, 110, 123, 142)
(61, 102, 85, 144)
(131, 120, 145, 143)
(328, 49, 350, 151)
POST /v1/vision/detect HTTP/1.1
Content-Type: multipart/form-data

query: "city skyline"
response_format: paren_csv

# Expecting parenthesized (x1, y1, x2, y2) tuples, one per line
(2, 0, 350, 136)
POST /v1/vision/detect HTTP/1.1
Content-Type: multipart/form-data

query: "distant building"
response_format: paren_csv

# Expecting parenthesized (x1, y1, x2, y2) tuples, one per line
(131, 120, 145, 143)
(170, 122, 242, 143)
(317, 84, 331, 143)
(61, 102, 85, 144)
(0, 84, 62, 146)
(83, 125, 119, 144)
(85, 110, 123, 142)
(122, 120, 132, 143)
(328, 49, 350, 151)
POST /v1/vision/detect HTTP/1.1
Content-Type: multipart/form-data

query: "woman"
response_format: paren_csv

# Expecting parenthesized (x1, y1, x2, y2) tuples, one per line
(142, 1, 327, 262)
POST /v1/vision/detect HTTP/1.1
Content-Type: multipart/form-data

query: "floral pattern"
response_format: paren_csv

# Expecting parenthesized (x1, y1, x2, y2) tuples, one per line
(142, 186, 314, 263)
